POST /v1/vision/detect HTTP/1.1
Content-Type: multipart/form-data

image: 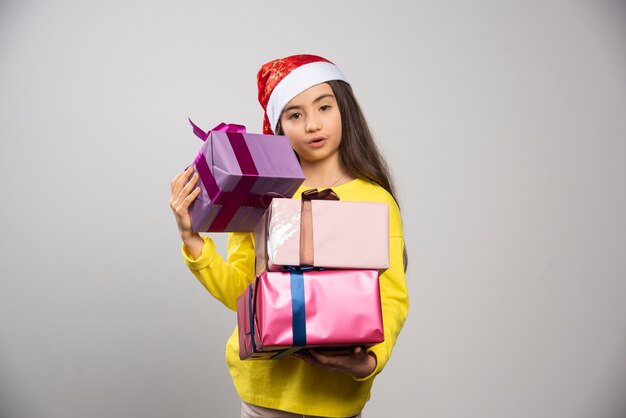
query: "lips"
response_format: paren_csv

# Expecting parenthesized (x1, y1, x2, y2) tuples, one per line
(305, 137, 327, 149)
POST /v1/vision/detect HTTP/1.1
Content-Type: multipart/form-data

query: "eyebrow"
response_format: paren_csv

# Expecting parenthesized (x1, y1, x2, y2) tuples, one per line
(282, 94, 335, 113)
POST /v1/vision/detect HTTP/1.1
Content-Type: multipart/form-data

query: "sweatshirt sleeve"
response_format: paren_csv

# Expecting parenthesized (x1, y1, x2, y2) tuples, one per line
(182, 232, 255, 311)
(354, 199, 409, 381)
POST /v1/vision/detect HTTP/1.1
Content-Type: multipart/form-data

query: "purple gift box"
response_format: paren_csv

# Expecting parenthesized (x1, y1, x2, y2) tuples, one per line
(188, 120, 305, 232)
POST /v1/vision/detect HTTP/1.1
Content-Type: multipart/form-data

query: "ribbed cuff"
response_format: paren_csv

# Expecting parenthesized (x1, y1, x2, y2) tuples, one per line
(182, 235, 216, 270)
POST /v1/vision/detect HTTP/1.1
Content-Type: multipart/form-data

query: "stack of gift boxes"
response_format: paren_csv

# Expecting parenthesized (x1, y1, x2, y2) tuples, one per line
(187, 121, 389, 360)
(240, 190, 390, 360)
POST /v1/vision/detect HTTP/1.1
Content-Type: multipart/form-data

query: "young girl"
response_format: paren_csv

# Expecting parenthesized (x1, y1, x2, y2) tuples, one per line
(170, 54, 408, 418)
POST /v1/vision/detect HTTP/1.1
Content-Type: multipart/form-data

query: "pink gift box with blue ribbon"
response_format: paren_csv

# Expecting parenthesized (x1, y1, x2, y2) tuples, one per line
(187, 120, 305, 232)
(237, 269, 384, 360)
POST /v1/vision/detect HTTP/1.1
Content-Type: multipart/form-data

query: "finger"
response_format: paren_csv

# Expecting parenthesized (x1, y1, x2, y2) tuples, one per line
(172, 166, 194, 195)
(173, 174, 198, 208)
(170, 171, 185, 192)
(170, 168, 189, 197)
(179, 165, 194, 181)
(308, 348, 321, 359)
(170, 174, 193, 209)
(174, 185, 200, 210)
(308, 349, 335, 365)
(293, 351, 317, 366)
(181, 187, 201, 208)
(172, 173, 199, 208)
(179, 166, 195, 185)
(179, 172, 199, 196)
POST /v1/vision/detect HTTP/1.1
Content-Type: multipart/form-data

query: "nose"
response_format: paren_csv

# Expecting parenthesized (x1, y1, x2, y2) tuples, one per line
(305, 113, 321, 133)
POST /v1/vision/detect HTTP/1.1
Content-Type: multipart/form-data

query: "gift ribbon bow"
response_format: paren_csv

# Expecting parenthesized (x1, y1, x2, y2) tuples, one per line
(188, 119, 246, 140)
(299, 188, 340, 266)
(301, 188, 340, 201)
(189, 119, 268, 232)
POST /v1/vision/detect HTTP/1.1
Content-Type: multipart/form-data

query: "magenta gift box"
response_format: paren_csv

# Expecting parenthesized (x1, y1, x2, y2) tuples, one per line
(254, 198, 390, 273)
(187, 120, 305, 232)
(237, 269, 384, 360)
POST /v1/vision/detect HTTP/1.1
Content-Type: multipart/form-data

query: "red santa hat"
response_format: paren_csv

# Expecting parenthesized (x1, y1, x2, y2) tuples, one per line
(257, 54, 349, 134)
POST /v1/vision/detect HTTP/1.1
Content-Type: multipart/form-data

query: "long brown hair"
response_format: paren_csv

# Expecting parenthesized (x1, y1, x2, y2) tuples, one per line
(329, 80, 399, 205)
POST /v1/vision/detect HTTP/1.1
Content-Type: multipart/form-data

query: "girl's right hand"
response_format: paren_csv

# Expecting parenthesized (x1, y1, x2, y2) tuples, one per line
(170, 166, 204, 258)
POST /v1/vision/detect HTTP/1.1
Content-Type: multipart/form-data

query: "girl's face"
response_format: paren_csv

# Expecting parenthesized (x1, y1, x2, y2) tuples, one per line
(279, 82, 342, 164)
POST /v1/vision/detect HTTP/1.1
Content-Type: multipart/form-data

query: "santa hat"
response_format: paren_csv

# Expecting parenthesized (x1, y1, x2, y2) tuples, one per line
(257, 54, 349, 134)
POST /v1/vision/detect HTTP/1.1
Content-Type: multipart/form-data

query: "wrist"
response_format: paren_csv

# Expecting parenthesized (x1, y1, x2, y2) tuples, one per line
(181, 232, 204, 259)
(181, 230, 201, 242)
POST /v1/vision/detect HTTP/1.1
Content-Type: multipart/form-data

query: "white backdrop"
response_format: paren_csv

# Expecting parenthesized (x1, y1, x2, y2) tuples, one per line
(1, 1, 625, 417)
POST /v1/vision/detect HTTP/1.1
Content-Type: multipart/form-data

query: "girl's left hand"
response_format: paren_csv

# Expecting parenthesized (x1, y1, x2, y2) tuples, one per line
(293, 346, 377, 378)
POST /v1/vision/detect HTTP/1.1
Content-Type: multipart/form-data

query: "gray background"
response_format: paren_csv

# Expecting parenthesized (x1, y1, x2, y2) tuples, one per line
(1, 1, 625, 417)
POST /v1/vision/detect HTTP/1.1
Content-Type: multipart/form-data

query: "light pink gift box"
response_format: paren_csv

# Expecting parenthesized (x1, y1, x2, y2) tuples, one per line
(254, 198, 390, 273)
(237, 269, 384, 360)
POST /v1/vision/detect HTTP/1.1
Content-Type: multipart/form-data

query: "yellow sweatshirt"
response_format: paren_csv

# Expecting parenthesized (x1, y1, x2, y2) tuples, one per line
(182, 178, 409, 417)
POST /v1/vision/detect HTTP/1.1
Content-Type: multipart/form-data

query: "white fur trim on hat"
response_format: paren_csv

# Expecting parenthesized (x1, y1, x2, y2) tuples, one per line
(266, 61, 349, 132)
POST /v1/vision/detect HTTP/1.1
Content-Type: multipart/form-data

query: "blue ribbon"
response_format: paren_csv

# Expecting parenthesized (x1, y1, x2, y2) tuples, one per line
(289, 269, 307, 346)
(282, 266, 330, 347)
